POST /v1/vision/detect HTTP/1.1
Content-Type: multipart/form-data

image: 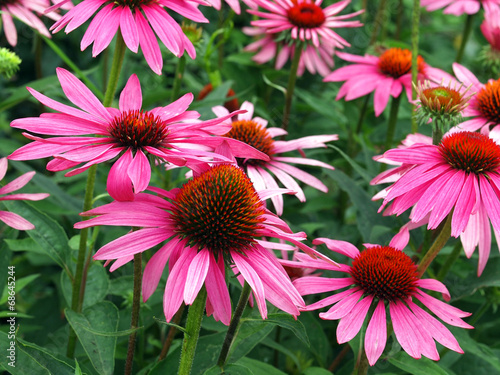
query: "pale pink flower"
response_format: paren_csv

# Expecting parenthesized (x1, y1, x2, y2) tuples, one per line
(286, 237, 471, 365)
(205, 0, 241, 14)
(247, 0, 362, 68)
(47, 0, 208, 74)
(8, 68, 267, 202)
(451, 63, 500, 132)
(243, 26, 336, 76)
(481, 5, 500, 51)
(324, 48, 448, 116)
(372, 131, 500, 275)
(421, 0, 500, 16)
(0, 158, 49, 230)
(1, 0, 69, 46)
(212, 101, 337, 215)
(75, 164, 335, 324)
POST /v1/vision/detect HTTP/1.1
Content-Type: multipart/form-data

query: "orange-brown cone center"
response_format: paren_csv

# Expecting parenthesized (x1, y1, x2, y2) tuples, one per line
(377, 48, 425, 78)
(287, 2, 326, 28)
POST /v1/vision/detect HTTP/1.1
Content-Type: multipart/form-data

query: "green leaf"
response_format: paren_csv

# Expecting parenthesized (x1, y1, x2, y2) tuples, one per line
(324, 169, 397, 243)
(299, 312, 330, 367)
(0, 332, 76, 374)
(243, 312, 310, 346)
(5, 238, 46, 253)
(235, 357, 287, 375)
(388, 351, 452, 375)
(328, 144, 374, 184)
(204, 364, 253, 375)
(0, 274, 40, 304)
(262, 74, 286, 96)
(302, 367, 334, 375)
(261, 338, 301, 370)
(448, 257, 500, 300)
(61, 263, 109, 309)
(450, 327, 500, 371)
(74, 359, 83, 375)
(153, 316, 188, 334)
(65, 301, 119, 375)
(2, 200, 71, 274)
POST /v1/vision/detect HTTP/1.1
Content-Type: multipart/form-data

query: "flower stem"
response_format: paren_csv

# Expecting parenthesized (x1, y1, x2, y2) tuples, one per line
(125, 253, 143, 375)
(384, 94, 402, 151)
(217, 282, 252, 369)
(411, 0, 421, 134)
(66, 32, 127, 358)
(437, 241, 461, 281)
(417, 213, 452, 277)
(170, 56, 186, 102)
(282, 46, 303, 132)
(369, 0, 387, 46)
(329, 345, 351, 372)
(456, 14, 474, 64)
(178, 287, 207, 375)
(103, 32, 127, 108)
(432, 122, 444, 145)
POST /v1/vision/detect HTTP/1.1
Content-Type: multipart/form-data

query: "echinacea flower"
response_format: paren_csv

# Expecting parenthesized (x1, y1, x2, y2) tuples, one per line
(324, 48, 448, 116)
(0, 158, 49, 230)
(243, 26, 336, 76)
(449, 63, 500, 132)
(47, 0, 208, 74)
(415, 80, 473, 131)
(75, 164, 334, 324)
(212, 101, 337, 215)
(286, 238, 472, 365)
(204, 0, 241, 14)
(481, 4, 500, 52)
(372, 131, 500, 275)
(8, 68, 267, 201)
(247, 0, 362, 69)
(1, 0, 69, 46)
(421, 0, 500, 16)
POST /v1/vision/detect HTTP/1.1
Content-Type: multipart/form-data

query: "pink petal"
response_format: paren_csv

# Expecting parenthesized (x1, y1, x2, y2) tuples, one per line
(183, 248, 210, 305)
(337, 295, 373, 343)
(119, 74, 142, 111)
(205, 254, 231, 325)
(107, 150, 134, 201)
(119, 6, 139, 53)
(0, 210, 34, 230)
(127, 150, 151, 194)
(365, 300, 387, 366)
(136, 11, 163, 75)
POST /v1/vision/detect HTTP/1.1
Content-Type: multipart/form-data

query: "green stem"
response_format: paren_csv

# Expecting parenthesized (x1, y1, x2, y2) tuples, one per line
(170, 56, 186, 102)
(217, 282, 252, 369)
(384, 94, 402, 151)
(66, 163, 97, 358)
(328, 345, 351, 372)
(411, 0, 421, 133)
(456, 14, 474, 64)
(41, 35, 103, 100)
(437, 242, 462, 281)
(103, 33, 127, 107)
(66, 32, 127, 358)
(125, 253, 143, 375)
(432, 121, 444, 145)
(178, 287, 207, 375)
(282, 46, 303, 132)
(417, 213, 452, 277)
(395, 0, 403, 40)
(369, 0, 388, 46)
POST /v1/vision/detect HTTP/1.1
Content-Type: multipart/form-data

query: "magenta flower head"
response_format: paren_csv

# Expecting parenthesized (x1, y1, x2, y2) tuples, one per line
(8, 68, 267, 202)
(1, 0, 70, 46)
(212, 101, 337, 215)
(372, 131, 500, 275)
(0, 158, 49, 230)
(75, 164, 334, 324)
(286, 237, 472, 365)
(243, 26, 336, 76)
(246, 0, 363, 70)
(324, 48, 448, 116)
(47, 0, 208, 74)
(421, 0, 500, 16)
(451, 63, 500, 132)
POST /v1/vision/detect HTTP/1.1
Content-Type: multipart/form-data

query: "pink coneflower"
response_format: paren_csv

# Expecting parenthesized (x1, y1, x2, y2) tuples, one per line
(243, 26, 336, 76)
(324, 48, 448, 116)
(372, 131, 500, 275)
(481, 4, 500, 51)
(8, 68, 267, 202)
(212, 101, 337, 215)
(1, 0, 69, 46)
(452, 63, 500, 132)
(287, 238, 472, 365)
(75, 164, 334, 324)
(205, 0, 241, 14)
(0, 158, 49, 230)
(421, 0, 500, 16)
(47, 0, 207, 74)
(246, 0, 362, 68)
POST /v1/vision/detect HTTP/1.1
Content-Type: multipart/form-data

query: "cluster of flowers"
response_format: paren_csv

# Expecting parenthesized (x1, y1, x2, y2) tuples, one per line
(5, 0, 500, 368)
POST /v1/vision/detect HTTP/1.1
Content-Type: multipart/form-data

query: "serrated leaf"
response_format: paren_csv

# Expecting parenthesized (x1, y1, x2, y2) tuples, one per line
(243, 313, 310, 346)
(2, 200, 71, 274)
(65, 301, 119, 375)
